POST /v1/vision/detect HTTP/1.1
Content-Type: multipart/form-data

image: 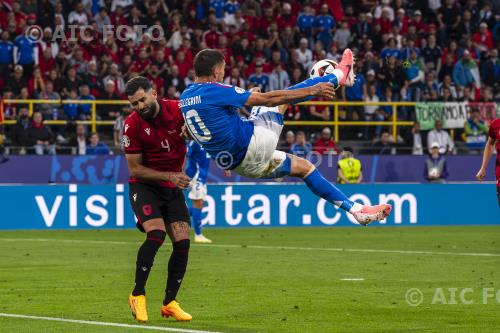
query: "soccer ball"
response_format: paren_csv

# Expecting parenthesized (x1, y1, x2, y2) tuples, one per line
(309, 59, 338, 79)
(309, 59, 340, 90)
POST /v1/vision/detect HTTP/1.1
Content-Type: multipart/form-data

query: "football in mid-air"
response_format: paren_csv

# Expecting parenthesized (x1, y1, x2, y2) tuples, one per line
(309, 59, 338, 79)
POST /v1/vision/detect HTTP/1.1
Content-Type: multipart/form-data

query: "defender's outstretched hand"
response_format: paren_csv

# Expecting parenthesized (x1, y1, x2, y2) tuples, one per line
(310, 83, 336, 100)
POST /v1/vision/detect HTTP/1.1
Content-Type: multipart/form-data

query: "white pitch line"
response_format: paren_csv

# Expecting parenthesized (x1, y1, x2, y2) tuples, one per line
(0, 237, 499, 258)
(0, 313, 219, 333)
(340, 278, 365, 281)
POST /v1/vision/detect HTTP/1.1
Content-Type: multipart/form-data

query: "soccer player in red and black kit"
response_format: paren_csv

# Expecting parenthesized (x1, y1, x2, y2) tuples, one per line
(123, 76, 192, 322)
(476, 118, 500, 207)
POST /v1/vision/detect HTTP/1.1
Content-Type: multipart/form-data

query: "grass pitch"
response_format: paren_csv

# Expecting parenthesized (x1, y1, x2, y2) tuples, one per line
(0, 226, 499, 333)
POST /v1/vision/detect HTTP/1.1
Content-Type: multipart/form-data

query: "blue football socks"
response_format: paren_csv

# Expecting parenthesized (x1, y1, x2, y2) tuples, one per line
(303, 169, 354, 212)
(190, 207, 202, 236)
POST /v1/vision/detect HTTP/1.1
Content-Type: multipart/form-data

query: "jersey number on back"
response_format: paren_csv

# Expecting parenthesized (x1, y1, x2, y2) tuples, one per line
(185, 109, 212, 142)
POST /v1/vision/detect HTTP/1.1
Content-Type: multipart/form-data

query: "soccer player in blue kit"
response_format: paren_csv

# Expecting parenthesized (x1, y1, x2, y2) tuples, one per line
(180, 48, 392, 224)
(185, 140, 213, 243)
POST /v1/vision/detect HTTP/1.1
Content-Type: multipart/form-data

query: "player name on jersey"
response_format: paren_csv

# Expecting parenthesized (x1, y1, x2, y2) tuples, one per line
(180, 95, 202, 107)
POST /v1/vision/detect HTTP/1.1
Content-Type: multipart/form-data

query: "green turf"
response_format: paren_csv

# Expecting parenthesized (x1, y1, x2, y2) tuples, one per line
(0, 226, 499, 333)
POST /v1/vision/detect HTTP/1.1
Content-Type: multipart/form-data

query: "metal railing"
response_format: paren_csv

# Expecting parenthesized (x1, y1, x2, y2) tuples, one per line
(0, 99, 416, 141)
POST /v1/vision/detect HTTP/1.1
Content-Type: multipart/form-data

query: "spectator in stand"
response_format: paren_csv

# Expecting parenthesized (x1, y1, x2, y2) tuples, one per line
(103, 63, 125, 96)
(473, 22, 494, 52)
(78, 84, 95, 120)
(94, 7, 111, 33)
(452, 50, 481, 88)
(63, 89, 79, 121)
(314, 4, 336, 49)
(424, 142, 449, 183)
(440, 86, 456, 102)
(427, 120, 454, 154)
(464, 109, 488, 151)
(14, 26, 38, 77)
(7, 65, 26, 96)
(86, 132, 110, 155)
(295, 38, 313, 70)
(380, 38, 400, 60)
(352, 12, 372, 45)
(404, 49, 425, 101)
(337, 147, 363, 184)
(438, 75, 458, 100)
(165, 65, 186, 93)
(184, 69, 196, 87)
(281, 130, 295, 152)
(421, 71, 440, 101)
(0, 30, 14, 85)
(408, 122, 425, 155)
(36, 81, 61, 120)
(11, 107, 31, 154)
(379, 55, 406, 99)
(480, 48, 499, 89)
(68, 2, 88, 25)
(297, 4, 315, 43)
(373, 131, 395, 155)
(422, 34, 441, 72)
(67, 124, 88, 155)
(269, 63, 290, 91)
(309, 97, 331, 121)
(28, 111, 55, 155)
(459, 85, 476, 102)
(313, 127, 338, 155)
(114, 105, 131, 152)
(98, 80, 121, 119)
(247, 63, 269, 92)
(290, 131, 312, 158)
(333, 21, 351, 51)
(61, 67, 81, 98)
(364, 84, 381, 138)
(224, 67, 246, 89)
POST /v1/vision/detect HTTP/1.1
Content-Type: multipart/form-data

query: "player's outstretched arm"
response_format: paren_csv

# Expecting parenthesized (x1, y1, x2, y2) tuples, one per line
(126, 153, 191, 189)
(245, 82, 335, 107)
(476, 136, 496, 181)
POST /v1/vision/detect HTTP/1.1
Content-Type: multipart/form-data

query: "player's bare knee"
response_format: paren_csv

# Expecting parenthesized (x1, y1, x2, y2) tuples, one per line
(142, 218, 166, 233)
(290, 155, 315, 178)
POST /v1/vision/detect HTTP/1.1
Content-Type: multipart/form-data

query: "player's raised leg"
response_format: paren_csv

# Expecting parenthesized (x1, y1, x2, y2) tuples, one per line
(262, 152, 391, 225)
(161, 219, 192, 321)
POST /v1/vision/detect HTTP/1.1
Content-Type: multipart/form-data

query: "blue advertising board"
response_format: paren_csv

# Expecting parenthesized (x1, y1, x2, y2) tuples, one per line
(0, 155, 496, 184)
(0, 184, 498, 230)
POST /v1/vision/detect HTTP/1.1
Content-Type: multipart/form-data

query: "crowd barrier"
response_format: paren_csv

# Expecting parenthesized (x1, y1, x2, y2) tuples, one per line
(0, 155, 495, 184)
(0, 184, 498, 230)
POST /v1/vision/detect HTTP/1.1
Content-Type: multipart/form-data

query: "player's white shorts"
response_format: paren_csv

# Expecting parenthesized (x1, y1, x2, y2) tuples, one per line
(188, 173, 207, 200)
(234, 106, 287, 178)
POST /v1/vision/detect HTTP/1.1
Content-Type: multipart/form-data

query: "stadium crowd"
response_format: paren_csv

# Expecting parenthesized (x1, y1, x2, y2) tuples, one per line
(0, 0, 499, 156)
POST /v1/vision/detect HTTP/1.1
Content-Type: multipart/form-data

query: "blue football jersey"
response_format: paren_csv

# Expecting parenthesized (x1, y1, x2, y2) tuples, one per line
(180, 82, 252, 169)
(186, 141, 210, 184)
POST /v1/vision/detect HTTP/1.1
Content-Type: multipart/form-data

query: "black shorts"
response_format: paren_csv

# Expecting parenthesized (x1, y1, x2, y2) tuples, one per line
(129, 182, 190, 232)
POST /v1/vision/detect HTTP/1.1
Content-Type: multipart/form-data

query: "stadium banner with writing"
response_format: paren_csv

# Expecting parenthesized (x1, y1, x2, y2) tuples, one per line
(0, 184, 498, 230)
(415, 102, 498, 130)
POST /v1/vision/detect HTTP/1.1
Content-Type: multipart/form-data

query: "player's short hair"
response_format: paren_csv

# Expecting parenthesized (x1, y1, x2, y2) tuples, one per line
(125, 76, 152, 96)
(193, 49, 225, 77)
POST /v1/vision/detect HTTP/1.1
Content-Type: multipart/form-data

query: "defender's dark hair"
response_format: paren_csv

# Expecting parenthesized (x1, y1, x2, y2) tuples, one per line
(125, 76, 152, 96)
(193, 49, 225, 77)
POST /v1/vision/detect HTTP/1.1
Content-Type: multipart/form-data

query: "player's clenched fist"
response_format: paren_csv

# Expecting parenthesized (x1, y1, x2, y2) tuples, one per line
(169, 172, 191, 189)
(475, 168, 486, 182)
(310, 83, 335, 99)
